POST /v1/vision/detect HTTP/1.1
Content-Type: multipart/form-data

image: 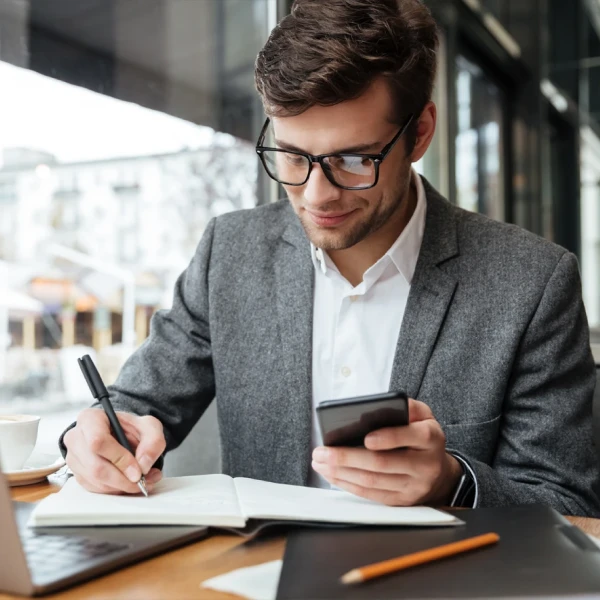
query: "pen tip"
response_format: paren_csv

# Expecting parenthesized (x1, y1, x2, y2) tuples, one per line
(138, 479, 149, 497)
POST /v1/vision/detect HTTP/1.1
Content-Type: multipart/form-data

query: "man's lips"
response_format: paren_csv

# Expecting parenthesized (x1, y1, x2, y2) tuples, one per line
(306, 209, 356, 227)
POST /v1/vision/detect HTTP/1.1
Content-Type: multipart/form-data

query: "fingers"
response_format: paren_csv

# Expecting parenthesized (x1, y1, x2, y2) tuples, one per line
(66, 442, 139, 495)
(313, 446, 423, 477)
(362, 398, 440, 451)
(312, 449, 444, 505)
(408, 398, 434, 423)
(146, 468, 163, 485)
(79, 411, 144, 483)
(365, 418, 445, 451)
(64, 408, 165, 495)
(97, 412, 166, 474)
(312, 462, 410, 493)
(134, 416, 167, 474)
(326, 473, 440, 506)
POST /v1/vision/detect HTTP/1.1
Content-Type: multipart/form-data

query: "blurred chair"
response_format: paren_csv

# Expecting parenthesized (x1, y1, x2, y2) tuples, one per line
(162, 401, 221, 477)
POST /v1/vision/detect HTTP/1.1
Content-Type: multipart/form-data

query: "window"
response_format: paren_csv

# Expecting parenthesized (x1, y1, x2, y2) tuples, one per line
(413, 31, 450, 198)
(0, 0, 278, 448)
(0, 180, 16, 203)
(455, 54, 506, 221)
(581, 127, 600, 328)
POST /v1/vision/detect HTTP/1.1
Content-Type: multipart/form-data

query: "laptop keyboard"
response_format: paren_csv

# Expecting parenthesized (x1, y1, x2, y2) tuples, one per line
(21, 528, 131, 577)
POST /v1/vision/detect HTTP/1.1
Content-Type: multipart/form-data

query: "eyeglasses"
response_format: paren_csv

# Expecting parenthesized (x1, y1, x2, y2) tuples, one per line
(255, 114, 414, 191)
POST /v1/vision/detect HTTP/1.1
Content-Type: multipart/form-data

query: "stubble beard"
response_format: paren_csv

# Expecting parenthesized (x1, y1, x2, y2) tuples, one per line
(296, 187, 406, 251)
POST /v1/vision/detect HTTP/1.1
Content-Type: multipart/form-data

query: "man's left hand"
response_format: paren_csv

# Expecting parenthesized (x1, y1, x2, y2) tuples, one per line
(311, 398, 463, 506)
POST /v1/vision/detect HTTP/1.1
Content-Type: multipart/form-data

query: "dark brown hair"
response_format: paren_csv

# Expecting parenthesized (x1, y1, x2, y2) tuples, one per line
(255, 0, 439, 137)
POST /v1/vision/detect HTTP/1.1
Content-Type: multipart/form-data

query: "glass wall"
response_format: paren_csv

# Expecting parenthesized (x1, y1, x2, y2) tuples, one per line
(542, 0, 600, 331)
(414, 33, 450, 198)
(0, 0, 275, 440)
(581, 1, 600, 331)
(581, 127, 600, 328)
(455, 54, 505, 220)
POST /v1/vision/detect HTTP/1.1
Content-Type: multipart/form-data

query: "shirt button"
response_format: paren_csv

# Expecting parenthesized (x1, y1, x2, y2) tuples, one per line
(341, 366, 351, 377)
(349, 295, 359, 302)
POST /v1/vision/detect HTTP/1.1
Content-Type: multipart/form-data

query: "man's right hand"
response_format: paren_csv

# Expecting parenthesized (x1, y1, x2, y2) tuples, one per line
(63, 408, 166, 494)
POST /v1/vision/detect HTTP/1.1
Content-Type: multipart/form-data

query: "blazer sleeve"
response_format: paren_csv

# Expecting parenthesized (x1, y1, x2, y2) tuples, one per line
(453, 251, 600, 517)
(60, 218, 218, 455)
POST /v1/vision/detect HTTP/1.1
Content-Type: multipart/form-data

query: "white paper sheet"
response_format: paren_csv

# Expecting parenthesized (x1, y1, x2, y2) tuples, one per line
(200, 560, 282, 600)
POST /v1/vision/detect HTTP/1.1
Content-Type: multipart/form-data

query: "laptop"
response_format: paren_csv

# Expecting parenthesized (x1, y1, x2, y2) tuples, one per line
(0, 465, 208, 596)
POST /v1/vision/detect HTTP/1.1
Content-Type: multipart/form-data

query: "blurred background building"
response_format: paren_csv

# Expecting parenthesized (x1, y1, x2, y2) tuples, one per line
(0, 0, 599, 438)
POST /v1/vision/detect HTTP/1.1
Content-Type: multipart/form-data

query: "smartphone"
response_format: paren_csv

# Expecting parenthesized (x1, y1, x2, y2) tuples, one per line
(316, 390, 409, 447)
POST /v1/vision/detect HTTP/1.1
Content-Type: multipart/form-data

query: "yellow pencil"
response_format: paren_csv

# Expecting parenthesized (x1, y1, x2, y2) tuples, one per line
(340, 532, 500, 585)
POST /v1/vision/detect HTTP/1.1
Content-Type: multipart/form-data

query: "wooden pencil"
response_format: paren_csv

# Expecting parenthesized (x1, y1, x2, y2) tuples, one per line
(340, 532, 500, 585)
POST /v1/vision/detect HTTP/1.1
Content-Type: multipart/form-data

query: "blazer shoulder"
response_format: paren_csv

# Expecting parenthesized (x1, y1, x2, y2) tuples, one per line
(207, 200, 296, 263)
(453, 204, 570, 267)
(214, 199, 292, 236)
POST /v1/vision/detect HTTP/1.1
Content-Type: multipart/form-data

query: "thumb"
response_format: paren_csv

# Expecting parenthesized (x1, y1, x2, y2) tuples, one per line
(132, 415, 167, 475)
(408, 398, 434, 423)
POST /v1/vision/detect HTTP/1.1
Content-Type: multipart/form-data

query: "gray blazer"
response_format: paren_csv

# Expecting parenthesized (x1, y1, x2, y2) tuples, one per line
(106, 179, 600, 516)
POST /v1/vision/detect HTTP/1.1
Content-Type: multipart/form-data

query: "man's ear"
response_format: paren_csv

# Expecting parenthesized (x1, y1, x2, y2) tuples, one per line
(410, 102, 437, 163)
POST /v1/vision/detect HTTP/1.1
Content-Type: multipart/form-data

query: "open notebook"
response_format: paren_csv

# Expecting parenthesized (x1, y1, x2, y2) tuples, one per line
(29, 475, 462, 531)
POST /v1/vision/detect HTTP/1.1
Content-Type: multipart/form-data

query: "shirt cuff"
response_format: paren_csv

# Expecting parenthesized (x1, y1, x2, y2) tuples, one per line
(58, 422, 77, 459)
(447, 450, 479, 508)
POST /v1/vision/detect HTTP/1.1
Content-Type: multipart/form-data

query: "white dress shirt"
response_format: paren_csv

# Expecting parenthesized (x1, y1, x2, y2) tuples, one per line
(309, 170, 427, 488)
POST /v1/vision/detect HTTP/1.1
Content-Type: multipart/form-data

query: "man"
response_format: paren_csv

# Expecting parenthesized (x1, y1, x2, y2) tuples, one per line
(62, 0, 600, 515)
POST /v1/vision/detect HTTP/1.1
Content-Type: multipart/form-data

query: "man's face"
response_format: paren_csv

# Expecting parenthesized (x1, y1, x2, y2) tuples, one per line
(271, 79, 413, 251)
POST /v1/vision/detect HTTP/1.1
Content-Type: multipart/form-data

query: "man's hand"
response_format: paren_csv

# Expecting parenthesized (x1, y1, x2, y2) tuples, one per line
(64, 408, 166, 495)
(311, 398, 462, 506)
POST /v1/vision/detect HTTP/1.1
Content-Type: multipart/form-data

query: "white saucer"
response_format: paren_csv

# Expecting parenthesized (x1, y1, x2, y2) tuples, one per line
(5, 453, 66, 487)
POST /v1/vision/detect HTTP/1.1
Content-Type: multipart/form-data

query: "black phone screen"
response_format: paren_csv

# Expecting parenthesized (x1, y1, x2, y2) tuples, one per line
(316, 391, 409, 447)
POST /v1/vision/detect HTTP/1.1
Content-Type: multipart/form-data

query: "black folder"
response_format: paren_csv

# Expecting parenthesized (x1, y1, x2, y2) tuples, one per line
(276, 504, 600, 599)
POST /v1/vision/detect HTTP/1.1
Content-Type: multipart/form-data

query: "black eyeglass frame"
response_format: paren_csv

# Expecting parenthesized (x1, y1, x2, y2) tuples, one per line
(255, 113, 414, 191)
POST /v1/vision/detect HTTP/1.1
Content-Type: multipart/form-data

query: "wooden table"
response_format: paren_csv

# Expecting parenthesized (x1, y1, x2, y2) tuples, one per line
(4, 477, 600, 600)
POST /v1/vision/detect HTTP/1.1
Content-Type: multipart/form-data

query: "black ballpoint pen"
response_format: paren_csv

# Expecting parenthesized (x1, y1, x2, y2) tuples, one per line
(77, 354, 148, 497)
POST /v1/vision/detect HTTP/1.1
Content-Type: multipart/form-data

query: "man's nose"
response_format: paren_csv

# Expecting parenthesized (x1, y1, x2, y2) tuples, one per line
(303, 163, 342, 207)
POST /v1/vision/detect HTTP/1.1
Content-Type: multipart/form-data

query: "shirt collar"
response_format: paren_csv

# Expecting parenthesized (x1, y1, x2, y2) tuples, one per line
(386, 168, 427, 284)
(310, 169, 427, 285)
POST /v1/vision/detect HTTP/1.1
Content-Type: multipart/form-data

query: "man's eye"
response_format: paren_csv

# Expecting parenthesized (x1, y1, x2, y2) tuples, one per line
(284, 154, 305, 166)
(328, 155, 372, 172)
(327, 155, 345, 167)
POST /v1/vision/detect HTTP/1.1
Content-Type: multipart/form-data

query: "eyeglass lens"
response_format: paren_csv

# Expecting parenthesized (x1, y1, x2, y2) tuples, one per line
(261, 150, 376, 188)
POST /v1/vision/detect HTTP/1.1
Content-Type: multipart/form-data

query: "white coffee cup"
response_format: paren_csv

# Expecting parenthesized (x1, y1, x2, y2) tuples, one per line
(0, 414, 40, 472)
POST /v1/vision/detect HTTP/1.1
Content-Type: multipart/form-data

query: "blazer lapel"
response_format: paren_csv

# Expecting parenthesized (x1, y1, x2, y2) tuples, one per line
(389, 182, 460, 399)
(274, 211, 314, 484)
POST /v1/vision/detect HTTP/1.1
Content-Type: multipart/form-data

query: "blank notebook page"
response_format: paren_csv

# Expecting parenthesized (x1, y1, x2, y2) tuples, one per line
(234, 478, 460, 526)
(29, 474, 246, 527)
